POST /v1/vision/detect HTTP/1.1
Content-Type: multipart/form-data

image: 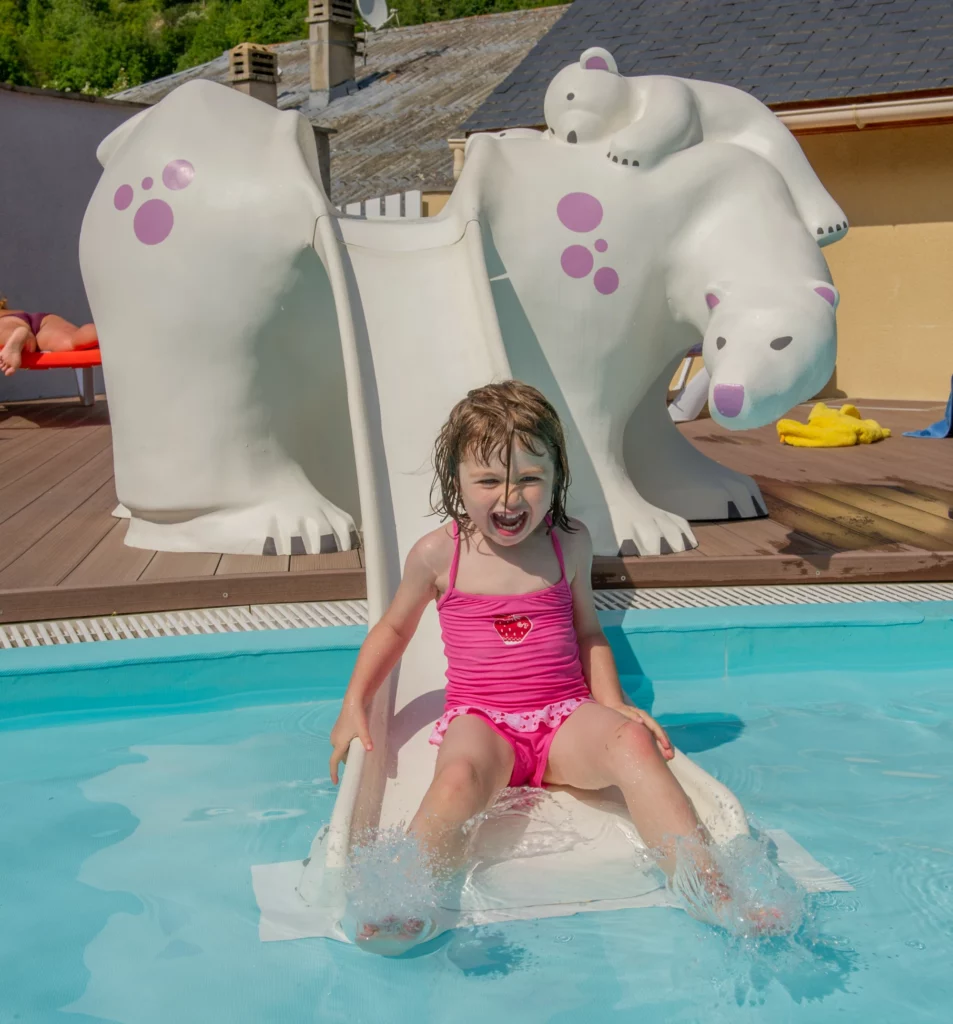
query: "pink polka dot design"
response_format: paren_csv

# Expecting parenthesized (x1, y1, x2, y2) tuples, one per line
(113, 159, 194, 247)
(594, 267, 619, 295)
(557, 192, 603, 233)
(561, 245, 594, 278)
(556, 192, 619, 294)
(134, 199, 174, 246)
(162, 159, 194, 190)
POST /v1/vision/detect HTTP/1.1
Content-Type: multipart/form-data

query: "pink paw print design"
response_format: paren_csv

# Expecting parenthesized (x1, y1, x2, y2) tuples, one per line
(556, 192, 619, 296)
(112, 159, 195, 245)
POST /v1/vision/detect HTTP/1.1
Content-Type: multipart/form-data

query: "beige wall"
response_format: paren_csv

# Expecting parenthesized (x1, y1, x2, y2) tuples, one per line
(799, 122, 953, 401)
(422, 190, 451, 217)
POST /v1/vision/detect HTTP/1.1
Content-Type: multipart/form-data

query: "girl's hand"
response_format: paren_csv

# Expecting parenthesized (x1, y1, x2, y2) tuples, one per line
(611, 704, 674, 761)
(329, 700, 373, 784)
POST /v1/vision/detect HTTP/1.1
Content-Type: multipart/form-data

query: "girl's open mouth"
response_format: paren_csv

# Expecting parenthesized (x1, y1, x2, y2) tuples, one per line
(491, 510, 529, 537)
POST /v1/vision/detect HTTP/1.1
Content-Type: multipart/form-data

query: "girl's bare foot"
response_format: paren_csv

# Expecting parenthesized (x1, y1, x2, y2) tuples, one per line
(0, 325, 33, 376)
(355, 914, 434, 955)
(677, 861, 794, 937)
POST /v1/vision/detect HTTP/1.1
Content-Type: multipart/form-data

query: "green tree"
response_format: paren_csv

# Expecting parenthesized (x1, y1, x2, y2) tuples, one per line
(0, 0, 29, 84)
(5, 0, 564, 94)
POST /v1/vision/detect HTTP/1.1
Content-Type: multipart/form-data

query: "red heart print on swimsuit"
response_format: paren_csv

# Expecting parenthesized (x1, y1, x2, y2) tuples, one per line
(494, 615, 533, 645)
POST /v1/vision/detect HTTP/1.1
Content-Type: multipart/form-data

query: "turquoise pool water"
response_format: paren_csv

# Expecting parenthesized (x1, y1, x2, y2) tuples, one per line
(2, 605, 952, 1023)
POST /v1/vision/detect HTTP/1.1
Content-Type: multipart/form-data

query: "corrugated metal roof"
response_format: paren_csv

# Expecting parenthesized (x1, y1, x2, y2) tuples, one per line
(112, 6, 568, 205)
(464, 0, 953, 133)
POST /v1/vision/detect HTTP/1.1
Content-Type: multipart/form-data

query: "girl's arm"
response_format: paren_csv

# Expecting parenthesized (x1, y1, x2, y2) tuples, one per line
(329, 531, 446, 783)
(567, 521, 673, 760)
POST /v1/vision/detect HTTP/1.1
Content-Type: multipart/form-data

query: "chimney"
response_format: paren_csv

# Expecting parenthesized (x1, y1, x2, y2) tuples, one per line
(306, 0, 360, 110)
(227, 43, 279, 106)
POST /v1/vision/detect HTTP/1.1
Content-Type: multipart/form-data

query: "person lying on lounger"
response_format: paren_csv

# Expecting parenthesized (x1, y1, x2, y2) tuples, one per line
(0, 298, 99, 377)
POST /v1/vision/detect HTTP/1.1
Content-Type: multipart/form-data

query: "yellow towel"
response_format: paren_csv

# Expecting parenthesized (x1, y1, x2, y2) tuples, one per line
(777, 402, 891, 447)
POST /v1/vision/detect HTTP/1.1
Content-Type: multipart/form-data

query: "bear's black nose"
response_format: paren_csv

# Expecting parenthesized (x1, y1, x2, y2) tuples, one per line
(566, 131, 577, 144)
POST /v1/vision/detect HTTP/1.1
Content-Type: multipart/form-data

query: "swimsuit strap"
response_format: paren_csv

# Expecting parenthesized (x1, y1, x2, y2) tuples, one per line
(445, 519, 462, 596)
(442, 516, 564, 601)
(547, 515, 567, 580)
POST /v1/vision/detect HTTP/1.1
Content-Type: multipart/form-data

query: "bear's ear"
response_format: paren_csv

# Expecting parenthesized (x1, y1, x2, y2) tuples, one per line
(96, 106, 151, 167)
(579, 47, 618, 74)
(813, 283, 840, 308)
(704, 286, 725, 311)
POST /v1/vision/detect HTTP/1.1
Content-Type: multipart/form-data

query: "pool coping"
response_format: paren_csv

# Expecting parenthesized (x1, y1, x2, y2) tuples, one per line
(3, 599, 951, 677)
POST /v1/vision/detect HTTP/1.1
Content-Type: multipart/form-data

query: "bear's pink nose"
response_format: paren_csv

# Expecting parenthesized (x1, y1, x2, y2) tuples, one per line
(713, 384, 745, 418)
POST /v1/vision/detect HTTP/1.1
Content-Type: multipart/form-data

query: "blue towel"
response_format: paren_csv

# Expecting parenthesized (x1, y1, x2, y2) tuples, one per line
(904, 375, 953, 438)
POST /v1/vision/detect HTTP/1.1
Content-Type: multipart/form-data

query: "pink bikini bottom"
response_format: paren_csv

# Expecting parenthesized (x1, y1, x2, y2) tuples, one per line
(428, 697, 593, 788)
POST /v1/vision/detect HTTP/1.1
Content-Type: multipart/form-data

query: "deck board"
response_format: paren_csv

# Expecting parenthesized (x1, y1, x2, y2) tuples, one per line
(0, 446, 115, 576)
(0, 430, 113, 524)
(811, 485, 953, 545)
(140, 551, 223, 580)
(217, 553, 292, 575)
(2, 396, 952, 623)
(0, 420, 107, 485)
(0, 479, 118, 588)
(63, 519, 157, 586)
(761, 481, 951, 551)
(866, 485, 953, 522)
(290, 550, 365, 572)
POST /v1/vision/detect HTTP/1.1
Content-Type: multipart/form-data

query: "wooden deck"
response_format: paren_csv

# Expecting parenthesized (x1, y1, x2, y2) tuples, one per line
(1, 395, 951, 623)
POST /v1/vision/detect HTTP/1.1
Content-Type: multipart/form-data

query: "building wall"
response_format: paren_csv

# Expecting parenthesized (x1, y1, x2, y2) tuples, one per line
(799, 121, 953, 401)
(0, 86, 144, 401)
(422, 190, 452, 217)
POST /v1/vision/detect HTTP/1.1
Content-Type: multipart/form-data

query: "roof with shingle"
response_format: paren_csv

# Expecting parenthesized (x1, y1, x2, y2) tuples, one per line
(463, 0, 953, 133)
(112, 6, 567, 205)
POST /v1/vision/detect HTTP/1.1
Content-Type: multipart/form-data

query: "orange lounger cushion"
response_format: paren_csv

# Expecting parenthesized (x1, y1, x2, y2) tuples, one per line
(20, 346, 101, 370)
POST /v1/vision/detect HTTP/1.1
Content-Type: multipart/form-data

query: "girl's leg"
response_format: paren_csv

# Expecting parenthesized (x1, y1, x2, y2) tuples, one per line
(355, 716, 513, 949)
(35, 315, 99, 352)
(546, 704, 790, 933)
(543, 702, 708, 877)
(409, 714, 515, 876)
(0, 320, 37, 376)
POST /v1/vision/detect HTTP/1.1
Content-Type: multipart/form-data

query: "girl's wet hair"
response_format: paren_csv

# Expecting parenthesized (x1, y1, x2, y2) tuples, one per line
(431, 380, 574, 533)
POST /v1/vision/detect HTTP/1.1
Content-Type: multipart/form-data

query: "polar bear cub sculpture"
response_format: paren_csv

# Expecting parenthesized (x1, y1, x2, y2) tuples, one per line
(544, 47, 849, 247)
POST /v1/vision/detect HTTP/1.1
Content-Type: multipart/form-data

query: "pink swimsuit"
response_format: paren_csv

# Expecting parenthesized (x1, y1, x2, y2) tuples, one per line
(430, 519, 593, 787)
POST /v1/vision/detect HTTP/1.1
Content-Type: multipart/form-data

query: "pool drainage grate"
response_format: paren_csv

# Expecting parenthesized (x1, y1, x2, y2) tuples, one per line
(2, 583, 953, 648)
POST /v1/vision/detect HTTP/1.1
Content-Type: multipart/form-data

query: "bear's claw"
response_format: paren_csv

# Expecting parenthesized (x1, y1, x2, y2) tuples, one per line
(814, 219, 848, 247)
(607, 150, 640, 168)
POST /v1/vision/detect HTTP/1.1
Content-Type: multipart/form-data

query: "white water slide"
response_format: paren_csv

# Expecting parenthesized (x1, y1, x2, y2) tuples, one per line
(251, 191, 848, 947)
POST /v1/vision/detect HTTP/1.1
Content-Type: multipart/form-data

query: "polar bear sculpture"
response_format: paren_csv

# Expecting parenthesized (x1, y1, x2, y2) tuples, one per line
(544, 47, 849, 247)
(459, 121, 838, 550)
(80, 56, 841, 560)
(80, 82, 359, 555)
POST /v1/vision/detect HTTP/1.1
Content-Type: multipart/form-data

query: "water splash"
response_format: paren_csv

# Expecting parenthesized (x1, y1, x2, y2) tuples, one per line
(464, 787, 586, 861)
(343, 827, 439, 931)
(670, 830, 806, 939)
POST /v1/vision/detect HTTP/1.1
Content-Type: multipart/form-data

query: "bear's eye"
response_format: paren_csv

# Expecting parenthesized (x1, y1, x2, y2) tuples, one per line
(567, 92, 575, 100)
(770, 335, 793, 350)
(715, 336, 726, 350)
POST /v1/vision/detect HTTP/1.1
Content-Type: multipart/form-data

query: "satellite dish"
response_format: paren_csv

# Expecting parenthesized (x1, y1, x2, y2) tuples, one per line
(356, 0, 392, 30)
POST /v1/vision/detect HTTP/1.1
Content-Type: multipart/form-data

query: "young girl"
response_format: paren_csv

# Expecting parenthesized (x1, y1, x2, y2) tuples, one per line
(0, 299, 99, 376)
(329, 380, 763, 949)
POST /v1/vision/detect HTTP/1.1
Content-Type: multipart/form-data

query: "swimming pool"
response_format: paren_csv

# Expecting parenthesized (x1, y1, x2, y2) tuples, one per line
(2, 603, 952, 1023)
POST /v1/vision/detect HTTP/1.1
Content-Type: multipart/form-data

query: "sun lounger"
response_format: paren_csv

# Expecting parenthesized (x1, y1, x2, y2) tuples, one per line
(19, 347, 101, 406)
